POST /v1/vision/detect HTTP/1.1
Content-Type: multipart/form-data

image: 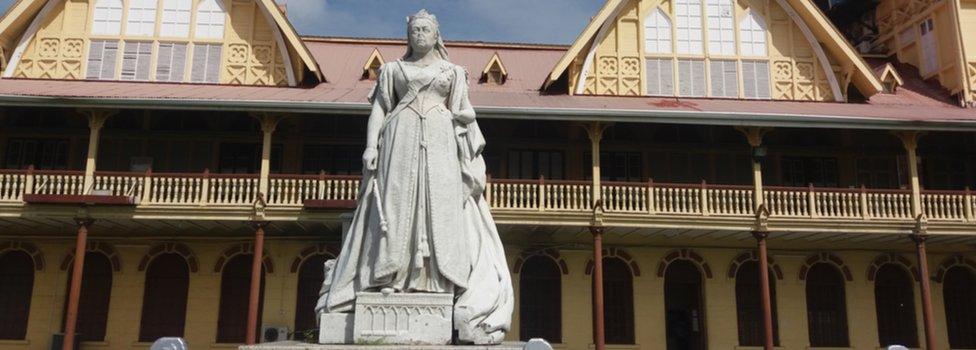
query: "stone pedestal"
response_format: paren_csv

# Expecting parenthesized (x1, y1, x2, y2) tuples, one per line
(319, 292, 453, 345)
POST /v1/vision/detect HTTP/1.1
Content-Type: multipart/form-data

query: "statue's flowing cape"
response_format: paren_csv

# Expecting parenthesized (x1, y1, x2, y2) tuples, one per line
(319, 61, 513, 343)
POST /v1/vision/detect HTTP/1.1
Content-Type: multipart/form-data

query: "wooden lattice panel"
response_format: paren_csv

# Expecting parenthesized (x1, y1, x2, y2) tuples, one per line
(14, 0, 88, 79)
(223, 0, 287, 86)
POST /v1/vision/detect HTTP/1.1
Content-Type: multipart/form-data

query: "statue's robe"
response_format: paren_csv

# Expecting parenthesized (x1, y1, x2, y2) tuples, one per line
(319, 59, 513, 343)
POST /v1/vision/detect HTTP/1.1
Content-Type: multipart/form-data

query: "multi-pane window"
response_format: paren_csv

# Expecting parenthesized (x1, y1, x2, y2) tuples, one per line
(644, 9, 672, 54)
(675, 0, 703, 54)
(86, 40, 120, 80)
(196, 0, 227, 39)
(643, 4, 770, 99)
(192, 43, 223, 83)
(706, 0, 735, 55)
(126, 0, 158, 36)
(709, 59, 738, 97)
(85, 0, 228, 83)
(585, 151, 642, 182)
(91, 0, 123, 35)
(5, 138, 70, 170)
(781, 156, 839, 187)
(161, 0, 192, 37)
(121, 41, 153, 81)
(856, 157, 899, 188)
(301, 144, 362, 175)
(507, 150, 564, 180)
(156, 43, 188, 81)
(739, 12, 768, 56)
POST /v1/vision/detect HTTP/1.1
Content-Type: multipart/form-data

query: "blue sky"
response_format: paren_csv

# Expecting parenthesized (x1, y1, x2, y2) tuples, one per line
(0, 0, 604, 44)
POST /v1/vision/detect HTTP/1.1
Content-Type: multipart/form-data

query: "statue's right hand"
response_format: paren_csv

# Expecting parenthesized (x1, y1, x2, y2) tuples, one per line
(363, 147, 379, 171)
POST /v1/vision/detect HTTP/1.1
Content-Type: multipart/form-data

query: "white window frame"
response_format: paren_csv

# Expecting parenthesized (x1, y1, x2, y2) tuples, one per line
(706, 0, 735, 55)
(120, 40, 154, 81)
(195, 0, 227, 39)
(126, 0, 159, 36)
(675, 0, 704, 55)
(156, 42, 188, 81)
(645, 8, 673, 55)
(738, 10, 767, 57)
(91, 0, 123, 35)
(161, 0, 192, 38)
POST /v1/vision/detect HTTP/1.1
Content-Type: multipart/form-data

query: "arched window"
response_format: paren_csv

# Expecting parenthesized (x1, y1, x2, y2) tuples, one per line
(216, 254, 264, 343)
(519, 255, 562, 342)
(294, 254, 328, 334)
(644, 8, 672, 54)
(600, 257, 634, 344)
(91, 0, 123, 35)
(138, 253, 189, 342)
(62, 253, 113, 342)
(706, 0, 734, 55)
(126, 0, 158, 36)
(0, 251, 35, 340)
(675, 0, 703, 54)
(195, 0, 226, 39)
(160, 0, 192, 37)
(739, 11, 768, 56)
(805, 263, 849, 347)
(664, 260, 706, 350)
(874, 264, 918, 348)
(735, 260, 779, 346)
(943, 267, 976, 349)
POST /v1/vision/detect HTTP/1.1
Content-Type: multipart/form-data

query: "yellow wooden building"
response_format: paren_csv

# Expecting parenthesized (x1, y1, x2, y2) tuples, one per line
(0, 0, 975, 350)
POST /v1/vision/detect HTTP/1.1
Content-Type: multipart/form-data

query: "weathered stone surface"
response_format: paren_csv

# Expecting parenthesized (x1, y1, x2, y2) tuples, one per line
(240, 341, 546, 350)
(318, 313, 353, 344)
(352, 292, 452, 345)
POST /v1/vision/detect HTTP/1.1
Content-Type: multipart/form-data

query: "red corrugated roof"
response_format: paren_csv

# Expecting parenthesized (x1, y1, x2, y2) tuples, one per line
(0, 38, 973, 124)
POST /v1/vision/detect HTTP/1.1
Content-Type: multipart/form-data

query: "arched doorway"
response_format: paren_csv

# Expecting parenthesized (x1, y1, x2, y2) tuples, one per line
(216, 254, 264, 344)
(139, 253, 190, 342)
(62, 252, 113, 342)
(295, 254, 328, 334)
(874, 264, 918, 348)
(519, 255, 562, 342)
(0, 251, 35, 340)
(664, 260, 705, 350)
(943, 266, 976, 349)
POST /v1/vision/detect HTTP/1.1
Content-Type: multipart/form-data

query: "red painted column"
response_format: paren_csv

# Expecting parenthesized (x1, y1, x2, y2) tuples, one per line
(63, 219, 93, 350)
(911, 234, 938, 350)
(245, 221, 267, 345)
(753, 230, 774, 350)
(590, 225, 605, 350)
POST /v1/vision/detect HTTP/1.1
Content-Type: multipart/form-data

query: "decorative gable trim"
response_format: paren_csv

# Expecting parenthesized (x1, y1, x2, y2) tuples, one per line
(1, 0, 61, 78)
(783, 0, 883, 97)
(543, 0, 623, 90)
(875, 63, 904, 93)
(362, 48, 384, 80)
(254, 0, 322, 83)
(480, 52, 507, 84)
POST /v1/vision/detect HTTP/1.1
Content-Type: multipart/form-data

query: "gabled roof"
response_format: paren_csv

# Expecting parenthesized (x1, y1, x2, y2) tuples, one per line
(874, 62, 904, 87)
(0, 0, 324, 82)
(481, 52, 507, 83)
(544, 0, 885, 98)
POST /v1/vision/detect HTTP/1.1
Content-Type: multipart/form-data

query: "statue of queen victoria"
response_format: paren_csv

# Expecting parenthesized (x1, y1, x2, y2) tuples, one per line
(316, 9, 513, 344)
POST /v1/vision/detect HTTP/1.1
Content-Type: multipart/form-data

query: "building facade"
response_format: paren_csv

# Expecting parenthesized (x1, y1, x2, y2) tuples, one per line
(0, 0, 975, 349)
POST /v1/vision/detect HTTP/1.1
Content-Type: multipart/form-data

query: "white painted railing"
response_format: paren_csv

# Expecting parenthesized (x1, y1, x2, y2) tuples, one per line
(1, 169, 974, 225)
(33, 171, 84, 196)
(267, 174, 361, 206)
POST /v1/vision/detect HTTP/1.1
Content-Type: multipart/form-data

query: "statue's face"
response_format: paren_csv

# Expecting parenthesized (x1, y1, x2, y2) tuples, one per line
(409, 19, 437, 54)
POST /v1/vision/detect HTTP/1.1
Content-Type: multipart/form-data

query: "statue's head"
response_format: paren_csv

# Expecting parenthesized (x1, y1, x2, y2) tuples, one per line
(405, 9, 449, 60)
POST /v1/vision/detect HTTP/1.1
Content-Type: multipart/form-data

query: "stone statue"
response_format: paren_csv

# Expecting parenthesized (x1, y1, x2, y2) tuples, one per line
(317, 9, 513, 345)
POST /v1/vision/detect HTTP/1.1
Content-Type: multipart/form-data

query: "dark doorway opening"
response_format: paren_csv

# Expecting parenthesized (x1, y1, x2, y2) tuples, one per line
(665, 260, 706, 350)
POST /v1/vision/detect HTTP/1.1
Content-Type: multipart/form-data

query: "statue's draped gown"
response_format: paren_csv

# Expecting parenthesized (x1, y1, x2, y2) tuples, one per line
(319, 59, 513, 343)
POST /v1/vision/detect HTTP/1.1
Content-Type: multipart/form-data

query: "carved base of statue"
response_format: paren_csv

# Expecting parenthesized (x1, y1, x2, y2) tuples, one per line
(319, 292, 453, 345)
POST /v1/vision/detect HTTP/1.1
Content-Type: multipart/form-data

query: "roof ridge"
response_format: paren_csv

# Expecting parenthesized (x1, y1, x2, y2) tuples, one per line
(301, 35, 569, 51)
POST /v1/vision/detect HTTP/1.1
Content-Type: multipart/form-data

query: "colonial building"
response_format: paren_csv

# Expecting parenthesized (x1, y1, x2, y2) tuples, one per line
(0, 0, 975, 349)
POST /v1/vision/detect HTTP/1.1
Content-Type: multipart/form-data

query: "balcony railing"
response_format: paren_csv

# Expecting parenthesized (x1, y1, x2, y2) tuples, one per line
(1, 169, 974, 223)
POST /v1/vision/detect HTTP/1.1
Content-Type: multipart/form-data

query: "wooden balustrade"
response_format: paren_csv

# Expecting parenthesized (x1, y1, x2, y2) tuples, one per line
(0, 169, 973, 225)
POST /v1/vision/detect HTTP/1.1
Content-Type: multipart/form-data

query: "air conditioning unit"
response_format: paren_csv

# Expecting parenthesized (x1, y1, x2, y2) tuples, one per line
(261, 325, 289, 343)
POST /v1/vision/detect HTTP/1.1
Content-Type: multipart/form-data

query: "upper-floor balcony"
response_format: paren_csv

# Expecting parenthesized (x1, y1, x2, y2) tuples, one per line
(1, 168, 973, 235)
